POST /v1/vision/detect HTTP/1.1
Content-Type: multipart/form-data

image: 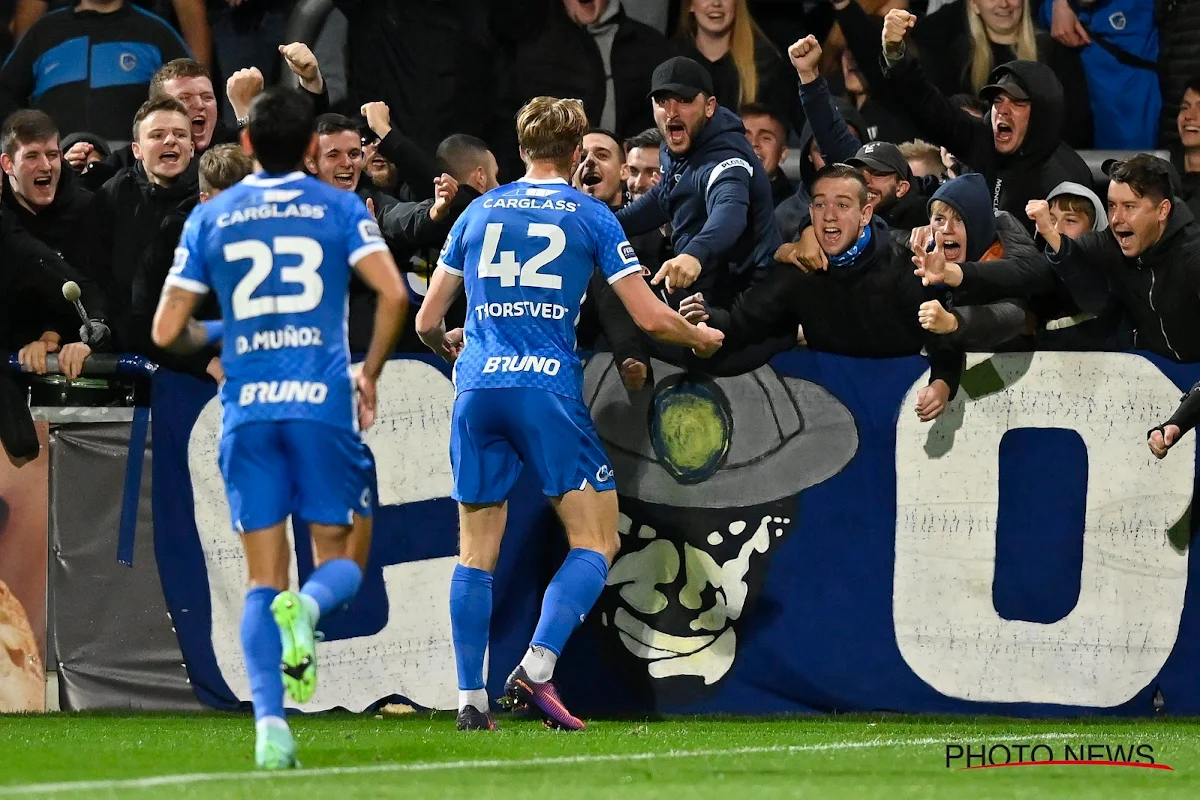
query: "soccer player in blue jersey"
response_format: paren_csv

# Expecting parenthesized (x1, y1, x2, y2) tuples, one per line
(415, 96, 724, 732)
(150, 87, 407, 768)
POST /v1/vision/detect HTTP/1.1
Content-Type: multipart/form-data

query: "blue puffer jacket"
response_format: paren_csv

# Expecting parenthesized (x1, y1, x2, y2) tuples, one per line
(616, 105, 782, 302)
(1039, 0, 1160, 148)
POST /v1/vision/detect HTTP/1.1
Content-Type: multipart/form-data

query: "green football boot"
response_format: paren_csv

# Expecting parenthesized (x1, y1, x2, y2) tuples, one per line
(271, 590, 317, 704)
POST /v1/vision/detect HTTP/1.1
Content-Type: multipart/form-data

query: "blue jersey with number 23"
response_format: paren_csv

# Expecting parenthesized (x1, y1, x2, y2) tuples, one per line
(437, 177, 643, 400)
(166, 171, 388, 434)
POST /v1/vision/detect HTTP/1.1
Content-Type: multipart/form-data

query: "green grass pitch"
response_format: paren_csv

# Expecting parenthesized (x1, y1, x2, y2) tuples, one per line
(2, 712, 1200, 798)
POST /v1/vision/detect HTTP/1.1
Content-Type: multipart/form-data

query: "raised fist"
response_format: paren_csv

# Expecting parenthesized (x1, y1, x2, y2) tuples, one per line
(788, 35, 822, 82)
(430, 173, 460, 222)
(883, 9, 917, 49)
(64, 141, 94, 171)
(226, 67, 264, 119)
(279, 42, 323, 91)
(1025, 198, 1053, 234)
(361, 102, 393, 139)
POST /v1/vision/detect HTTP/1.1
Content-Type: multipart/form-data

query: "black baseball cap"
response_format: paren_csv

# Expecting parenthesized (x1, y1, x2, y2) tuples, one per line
(649, 56, 714, 100)
(979, 72, 1030, 102)
(846, 141, 911, 180)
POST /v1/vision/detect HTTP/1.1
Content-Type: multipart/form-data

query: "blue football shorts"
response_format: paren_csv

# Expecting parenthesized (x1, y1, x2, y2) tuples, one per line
(219, 419, 375, 532)
(450, 387, 616, 504)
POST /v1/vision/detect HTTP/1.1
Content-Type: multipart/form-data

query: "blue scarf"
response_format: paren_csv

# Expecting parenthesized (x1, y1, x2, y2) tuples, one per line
(826, 223, 873, 269)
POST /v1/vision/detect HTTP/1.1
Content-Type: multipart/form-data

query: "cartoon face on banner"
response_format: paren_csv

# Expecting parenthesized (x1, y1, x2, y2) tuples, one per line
(584, 359, 858, 702)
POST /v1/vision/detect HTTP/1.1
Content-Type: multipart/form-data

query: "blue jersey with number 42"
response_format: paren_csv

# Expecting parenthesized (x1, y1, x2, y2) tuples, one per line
(166, 171, 389, 434)
(438, 177, 643, 399)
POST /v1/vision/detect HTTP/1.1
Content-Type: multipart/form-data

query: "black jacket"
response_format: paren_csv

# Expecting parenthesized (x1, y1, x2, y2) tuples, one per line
(879, 187, 929, 231)
(0, 211, 107, 460)
(1158, 0, 1200, 150)
(0, 4, 189, 143)
(1172, 151, 1200, 221)
(86, 160, 199, 349)
(512, 3, 665, 141)
(1048, 199, 1200, 361)
(374, 127, 439, 202)
(702, 216, 962, 393)
(0, 210, 108, 348)
(940, 212, 1123, 351)
(126, 210, 220, 378)
(616, 106, 783, 306)
(346, 179, 479, 353)
(335, 0, 515, 157)
(1, 167, 94, 274)
(769, 170, 794, 208)
(882, 56, 1093, 235)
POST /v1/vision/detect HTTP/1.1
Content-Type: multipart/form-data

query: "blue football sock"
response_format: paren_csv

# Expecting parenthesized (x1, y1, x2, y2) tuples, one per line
(450, 564, 493, 692)
(300, 558, 363, 625)
(530, 548, 609, 659)
(241, 587, 285, 721)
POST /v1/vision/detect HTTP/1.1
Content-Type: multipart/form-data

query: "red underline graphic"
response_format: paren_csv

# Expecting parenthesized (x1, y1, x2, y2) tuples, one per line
(959, 761, 1174, 772)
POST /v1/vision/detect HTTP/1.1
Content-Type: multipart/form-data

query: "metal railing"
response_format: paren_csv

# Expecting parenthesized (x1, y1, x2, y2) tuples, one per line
(7, 353, 158, 377)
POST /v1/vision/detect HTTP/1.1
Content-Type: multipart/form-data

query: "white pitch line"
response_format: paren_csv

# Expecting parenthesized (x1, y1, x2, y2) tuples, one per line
(0, 731, 1086, 796)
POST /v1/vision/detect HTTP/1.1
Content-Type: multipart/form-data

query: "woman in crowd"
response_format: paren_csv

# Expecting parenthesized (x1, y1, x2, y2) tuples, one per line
(831, 0, 1092, 149)
(673, 0, 796, 129)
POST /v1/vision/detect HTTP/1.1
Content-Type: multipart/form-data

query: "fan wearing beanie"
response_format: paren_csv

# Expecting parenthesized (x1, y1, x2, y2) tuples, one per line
(911, 173, 1044, 351)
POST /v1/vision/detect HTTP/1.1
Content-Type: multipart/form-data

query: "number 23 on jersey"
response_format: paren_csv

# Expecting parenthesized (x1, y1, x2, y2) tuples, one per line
(225, 236, 325, 320)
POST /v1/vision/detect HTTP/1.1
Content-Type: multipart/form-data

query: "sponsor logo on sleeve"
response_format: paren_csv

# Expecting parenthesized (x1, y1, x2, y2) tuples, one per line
(706, 157, 754, 192)
(358, 219, 383, 243)
(618, 241, 638, 265)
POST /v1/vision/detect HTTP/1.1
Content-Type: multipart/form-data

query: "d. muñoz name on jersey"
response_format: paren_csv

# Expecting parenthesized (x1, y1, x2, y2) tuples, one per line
(438, 177, 642, 400)
(165, 171, 388, 433)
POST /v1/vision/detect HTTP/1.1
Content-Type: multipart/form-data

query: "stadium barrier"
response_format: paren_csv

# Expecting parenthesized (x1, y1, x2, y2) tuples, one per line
(3, 350, 1199, 716)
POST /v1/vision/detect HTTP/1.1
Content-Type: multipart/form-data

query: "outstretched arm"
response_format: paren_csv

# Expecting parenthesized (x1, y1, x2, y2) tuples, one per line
(879, 9, 984, 160)
(789, 36, 862, 167)
(615, 181, 670, 235)
(610, 272, 723, 357)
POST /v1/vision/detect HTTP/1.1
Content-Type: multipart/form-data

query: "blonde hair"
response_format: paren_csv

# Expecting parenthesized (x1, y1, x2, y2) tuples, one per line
(516, 96, 589, 170)
(199, 144, 254, 195)
(967, 0, 1039, 92)
(929, 199, 962, 221)
(898, 138, 944, 176)
(678, 0, 770, 106)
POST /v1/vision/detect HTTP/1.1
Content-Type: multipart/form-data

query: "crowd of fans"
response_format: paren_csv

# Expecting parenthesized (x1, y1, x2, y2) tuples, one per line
(2, 0, 1200, 432)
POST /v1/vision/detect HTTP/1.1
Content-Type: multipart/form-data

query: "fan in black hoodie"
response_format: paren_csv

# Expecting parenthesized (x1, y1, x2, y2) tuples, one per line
(1, 154, 93, 276)
(85, 146, 206, 374)
(880, 21, 1092, 235)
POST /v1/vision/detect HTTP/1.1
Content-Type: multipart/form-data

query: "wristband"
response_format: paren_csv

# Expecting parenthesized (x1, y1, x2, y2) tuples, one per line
(201, 320, 224, 345)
